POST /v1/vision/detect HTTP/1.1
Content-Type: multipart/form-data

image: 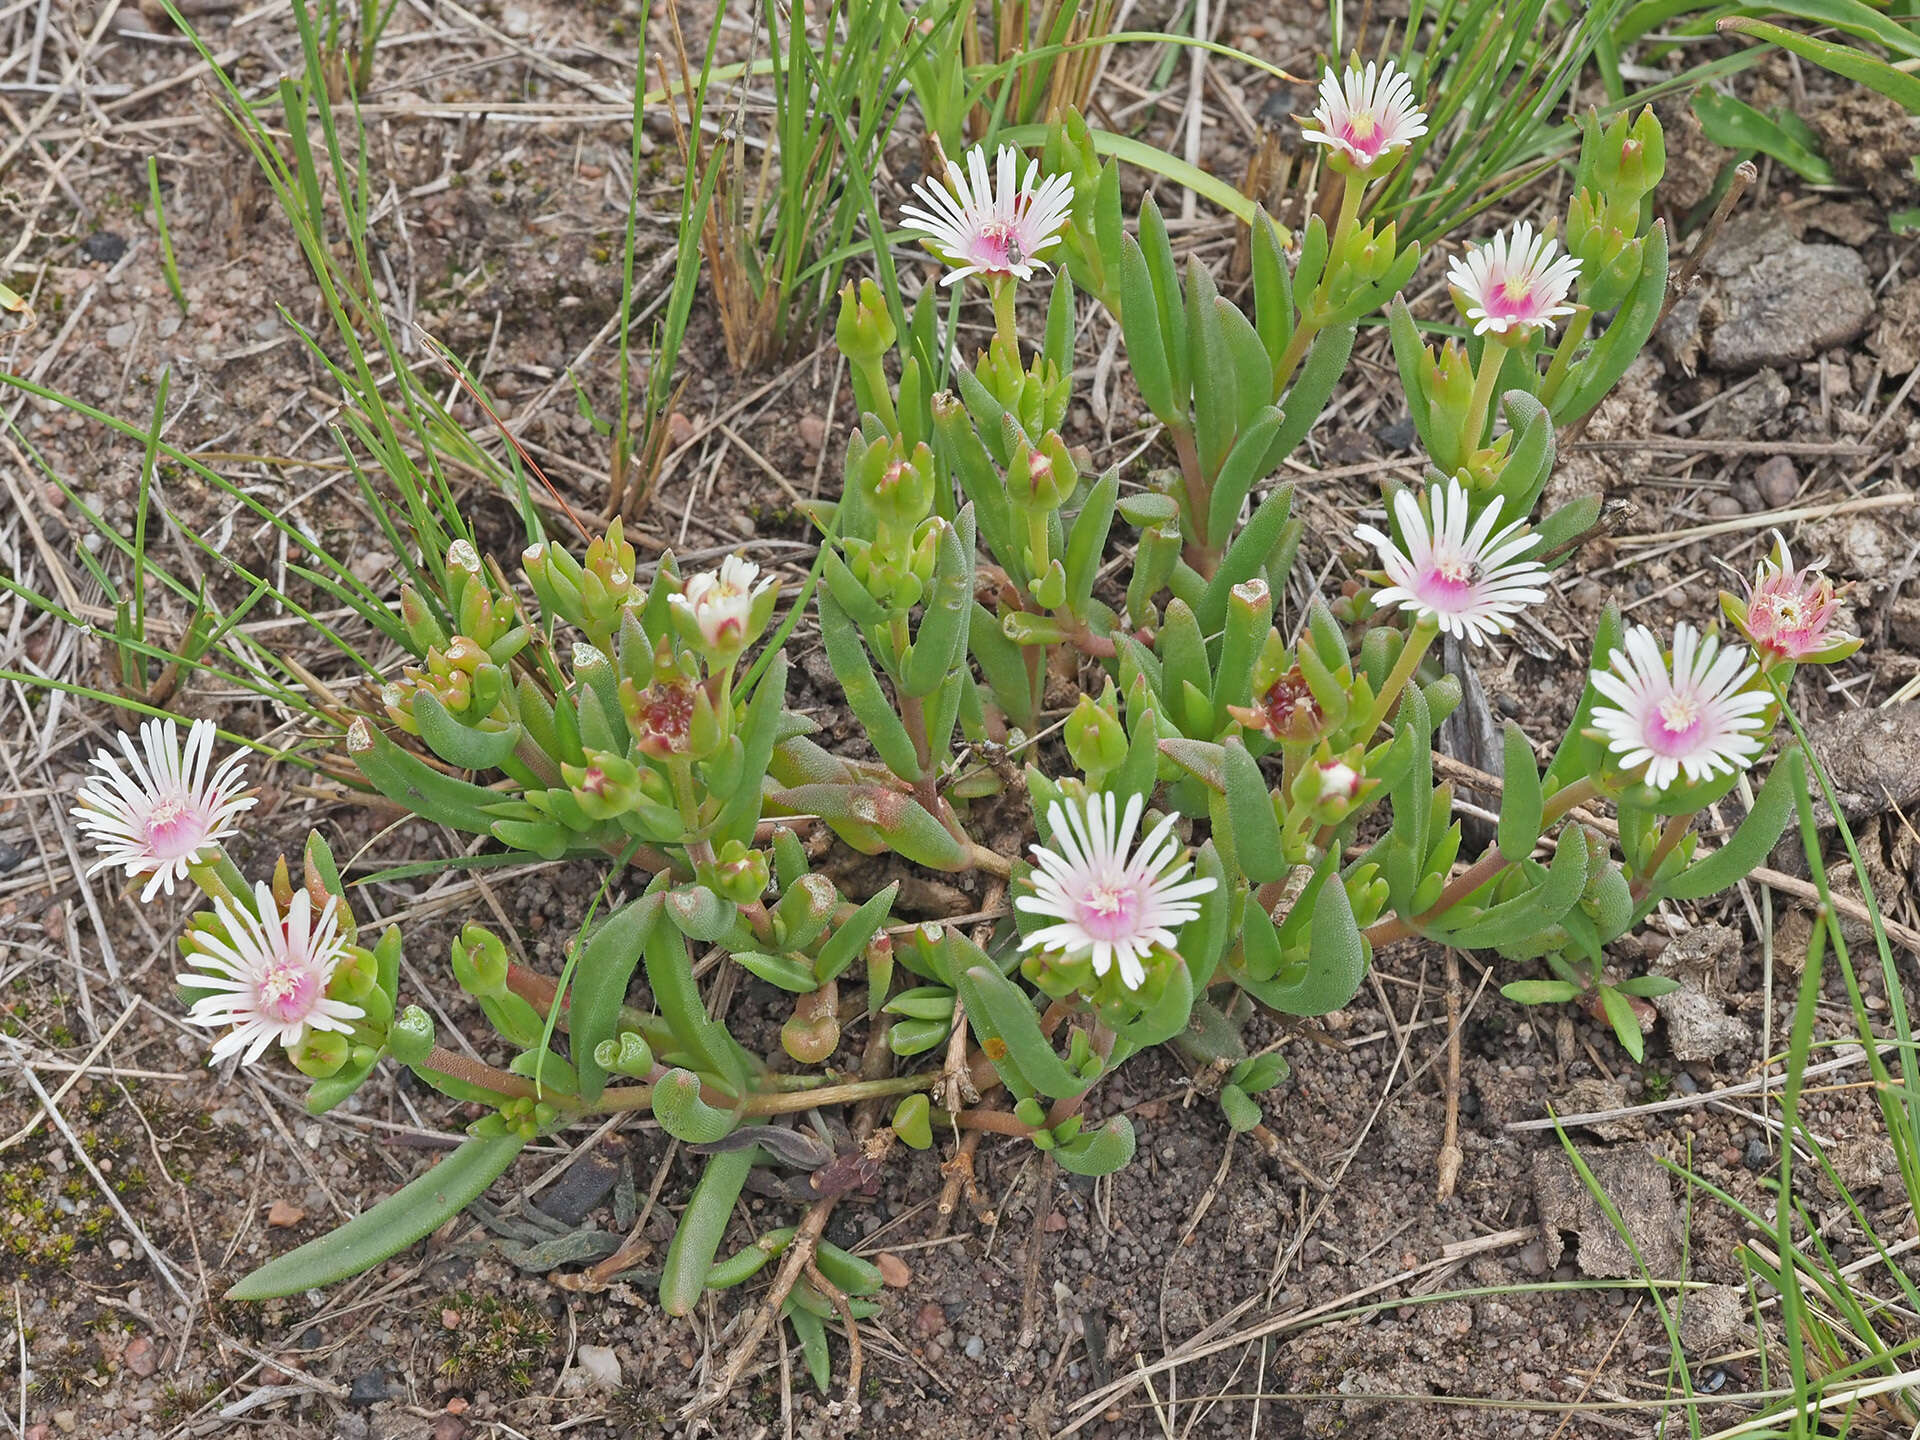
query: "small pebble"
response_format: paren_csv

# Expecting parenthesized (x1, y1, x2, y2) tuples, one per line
(79, 232, 127, 264)
(875, 1252, 912, 1288)
(1754, 455, 1799, 509)
(1744, 1138, 1772, 1171)
(124, 1336, 156, 1377)
(348, 1370, 389, 1407)
(267, 1200, 306, 1228)
(912, 1301, 945, 1339)
(1706, 495, 1744, 519)
(962, 1334, 985, 1360)
(573, 1345, 621, 1390)
(1674, 1071, 1699, 1095)
(51, 1413, 76, 1435)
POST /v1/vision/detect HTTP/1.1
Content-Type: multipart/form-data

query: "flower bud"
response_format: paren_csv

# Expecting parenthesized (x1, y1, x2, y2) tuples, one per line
(451, 923, 511, 999)
(563, 749, 643, 821)
(388, 1005, 436, 1066)
(327, 945, 381, 1004)
(399, 584, 448, 653)
(708, 839, 772, 905)
(835, 277, 897, 366)
(290, 1028, 352, 1079)
(1064, 690, 1128, 782)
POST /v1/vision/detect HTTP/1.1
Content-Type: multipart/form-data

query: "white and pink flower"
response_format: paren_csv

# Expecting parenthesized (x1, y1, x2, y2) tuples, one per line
(1300, 60, 1429, 172)
(72, 717, 256, 902)
(179, 882, 363, 1066)
(671, 554, 776, 656)
(899, 144, 1074, 287)
(1446, 221, 1583, 337)
(1737, 531, 1855, 663)
(1017, 792, 1217, 991)
(1590, 623, 1771, 790)
(1353, 478, 1550, 645)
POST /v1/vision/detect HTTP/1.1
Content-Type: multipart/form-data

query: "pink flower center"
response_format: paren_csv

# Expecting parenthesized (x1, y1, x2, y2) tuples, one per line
(1645, 693, 1704, 756)
(1338, 112, 1384, 160)
(975, 219, 1024, 271)
(256, 957, 321, 1026)
(143, 793, 210, 861)
(1413, 553, 1478, 609)
(1075, 880, 1143, 943)
(1483, 277, 1540, 324)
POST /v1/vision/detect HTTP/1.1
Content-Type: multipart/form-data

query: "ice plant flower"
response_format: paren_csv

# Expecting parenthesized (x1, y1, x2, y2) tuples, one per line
(671, 554, 776, 657)
(1353, 478, 1550, 645)
(1590, 623, 1771, 790)
(179, 882, 362, 1066)
(899, 144, 1074, 287)
(1447, 221, 1582, 337)
(1017, 792, 1217, 992)
(1300, 60, 1428, 172)
(1729, 531, 1857, 664)
(72, 717, 256, 902)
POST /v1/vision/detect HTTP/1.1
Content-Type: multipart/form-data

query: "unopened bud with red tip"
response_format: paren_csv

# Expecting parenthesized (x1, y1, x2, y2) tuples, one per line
(563, 750, 643, 821)
(399, 584, 448, 653)
(1010, 432, 1076, 514)
(1292, 753, 1372, 825)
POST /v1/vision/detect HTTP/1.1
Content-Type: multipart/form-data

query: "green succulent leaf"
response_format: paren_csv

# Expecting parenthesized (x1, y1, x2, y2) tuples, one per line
(226, 1132, 526, 1300)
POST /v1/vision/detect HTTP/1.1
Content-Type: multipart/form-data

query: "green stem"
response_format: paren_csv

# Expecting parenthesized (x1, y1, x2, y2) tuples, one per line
(989, 276, 1018, 355)
(1535, 307, 1591, 411)
(1462, 337, 1509, 458)
(1362, 618, 1440, 736)
(1330, 170, 1368, 258)
(1629, 810, 1696, 900)
(856, 355, 897, 431)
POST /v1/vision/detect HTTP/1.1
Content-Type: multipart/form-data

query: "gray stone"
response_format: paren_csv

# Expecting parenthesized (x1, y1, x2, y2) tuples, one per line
(573, 1344, 621, 1390)
(80, 232, 126, 264)
(1708, 244, 1874, 371)
(1753, 455, 1798, 509)
(105, 322, 136, 349)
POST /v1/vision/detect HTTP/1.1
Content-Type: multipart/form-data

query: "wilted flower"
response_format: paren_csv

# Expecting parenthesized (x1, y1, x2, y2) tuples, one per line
(72, 717, 256, 902)
(1732, 531, 1856, 663)
(1353, 478, 1550, 645)
(180, 883, 363, 1066)
(670, 554, 776, 656)
(899, 144, 1074, 287)
(1446, 221, 1582, 337)
(1228, 665, 1324, 743)
(1017, 792, 1217, 991)
(1590, 623, 1771, 790)
(623, 675, 696, 757)
(1300, 60, 1428, 172)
